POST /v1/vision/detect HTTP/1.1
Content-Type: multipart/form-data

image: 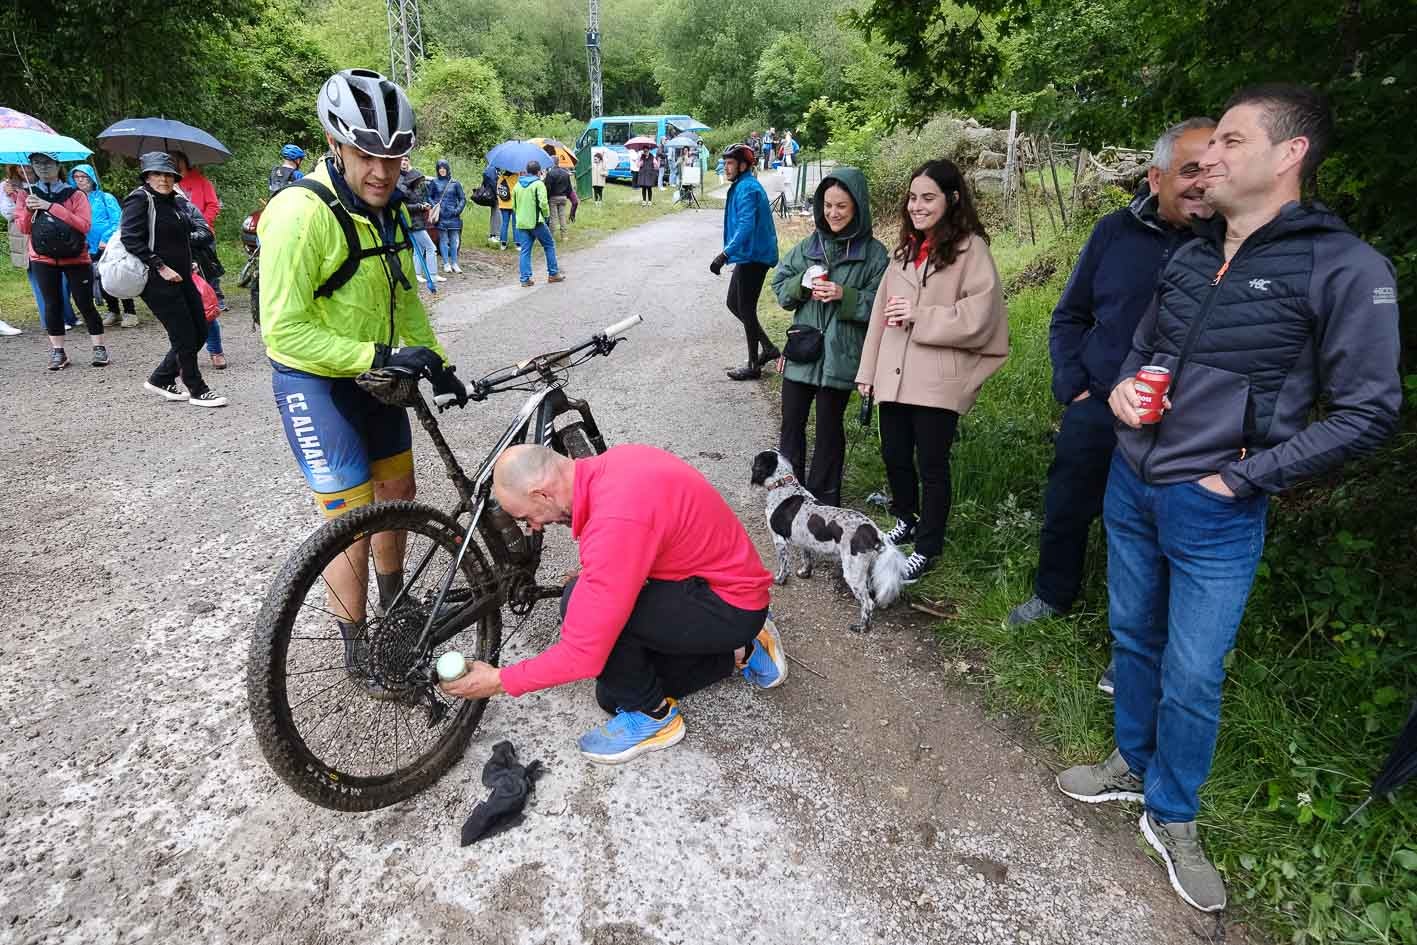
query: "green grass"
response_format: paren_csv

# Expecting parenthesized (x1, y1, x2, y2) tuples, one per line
(758, 205, 1417, 945)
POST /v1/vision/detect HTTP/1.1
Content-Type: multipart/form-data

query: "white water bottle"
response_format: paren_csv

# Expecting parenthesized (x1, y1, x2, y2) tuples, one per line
(436, 651, 468, 682)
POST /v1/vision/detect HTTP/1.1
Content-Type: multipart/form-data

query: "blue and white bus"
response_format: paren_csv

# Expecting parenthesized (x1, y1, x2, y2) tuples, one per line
(575, 114, 708, 181)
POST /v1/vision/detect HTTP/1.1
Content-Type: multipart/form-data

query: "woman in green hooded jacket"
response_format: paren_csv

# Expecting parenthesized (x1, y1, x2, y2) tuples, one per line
(771, 167, 889, 507)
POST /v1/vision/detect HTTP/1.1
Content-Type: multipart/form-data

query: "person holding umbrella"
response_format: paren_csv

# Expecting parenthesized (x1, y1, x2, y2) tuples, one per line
(122, 152, 224, 406)
(710, 143, 779, 380)
(14, 151, 110, 369)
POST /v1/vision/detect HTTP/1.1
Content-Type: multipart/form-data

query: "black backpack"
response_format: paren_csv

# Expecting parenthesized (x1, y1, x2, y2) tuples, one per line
(269, 165, 298, 196)
(29, 186, 87, 259)
(286, 178, 413, 299)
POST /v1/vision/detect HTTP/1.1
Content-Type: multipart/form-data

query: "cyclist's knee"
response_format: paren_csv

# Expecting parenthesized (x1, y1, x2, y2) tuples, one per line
(374, 472, 416, 503)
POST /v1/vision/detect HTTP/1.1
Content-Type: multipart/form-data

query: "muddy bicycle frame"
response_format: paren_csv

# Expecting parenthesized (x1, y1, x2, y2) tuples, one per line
(372, 315, 642, 667)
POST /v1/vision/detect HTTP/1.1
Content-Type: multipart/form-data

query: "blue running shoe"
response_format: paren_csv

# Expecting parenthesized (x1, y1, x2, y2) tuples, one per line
(578, 698, 686, 765)
(743, 616, 788, 689)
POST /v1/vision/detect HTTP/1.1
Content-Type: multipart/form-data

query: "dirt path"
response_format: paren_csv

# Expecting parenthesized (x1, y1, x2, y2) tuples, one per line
(0, 207, 1248, 944)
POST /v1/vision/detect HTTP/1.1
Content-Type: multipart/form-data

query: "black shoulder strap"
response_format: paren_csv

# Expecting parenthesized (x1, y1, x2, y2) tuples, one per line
(291, 178, 411, 299)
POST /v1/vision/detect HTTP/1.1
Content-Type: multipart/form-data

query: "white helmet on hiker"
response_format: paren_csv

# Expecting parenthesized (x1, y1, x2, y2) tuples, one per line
(317, 69, 417, 159)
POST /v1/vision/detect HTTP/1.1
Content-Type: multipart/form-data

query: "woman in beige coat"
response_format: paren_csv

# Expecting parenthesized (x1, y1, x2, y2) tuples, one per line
(856, 159, 1008, 583)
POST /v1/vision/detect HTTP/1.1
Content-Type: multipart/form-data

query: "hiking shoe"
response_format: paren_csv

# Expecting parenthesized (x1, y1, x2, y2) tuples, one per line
(1006, 595, 1061, 627)
(101, 312, 119, 328)
(520, 280, 534, 288)
(90, 345, 109, 367)
(1056, 748, 1144, 804)
(726, 363, 762, 381)
(48, 348, 70, 370)
(578, 699, 686, 764)
(743, 616, 788, 689)
(144, 380, 188, 402)
(902, 552, 936, 584)
(1098, 658, 1116, 697)
(1140, 811, 1227, 912)
(885, 518, 915, 545)
(120, 314, 139, 328)
(548, 273, 566, 283)
(188, 390, 228, 408)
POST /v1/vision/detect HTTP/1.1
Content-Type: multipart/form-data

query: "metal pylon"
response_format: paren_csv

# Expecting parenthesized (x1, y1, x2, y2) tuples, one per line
(586, 0, 603, 118)
(386, 0, 425, 88)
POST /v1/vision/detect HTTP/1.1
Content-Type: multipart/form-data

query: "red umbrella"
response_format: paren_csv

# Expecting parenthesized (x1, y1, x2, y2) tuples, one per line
(0, 107, 55, 133)
(624, 136, 657, 150)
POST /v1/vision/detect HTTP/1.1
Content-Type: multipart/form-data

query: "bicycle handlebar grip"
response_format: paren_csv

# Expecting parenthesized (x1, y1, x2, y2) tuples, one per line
(602, 314, 643, 338)
(433, 392, 459, 408)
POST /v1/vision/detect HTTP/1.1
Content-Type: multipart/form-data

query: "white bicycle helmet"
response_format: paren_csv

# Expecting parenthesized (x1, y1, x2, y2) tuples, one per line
(317, 69, 417, 158)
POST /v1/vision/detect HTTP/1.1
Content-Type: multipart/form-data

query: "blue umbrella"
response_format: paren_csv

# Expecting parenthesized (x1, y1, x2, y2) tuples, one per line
(97, 118, 231, 165)
(665, 135, 698, 148)
(486, 140, 551, 174)
(677, 119, 710, 132)
(0, 129, 92, 165)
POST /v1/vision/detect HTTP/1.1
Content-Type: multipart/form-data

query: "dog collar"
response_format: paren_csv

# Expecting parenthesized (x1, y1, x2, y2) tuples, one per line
(765, 473, 798, 490)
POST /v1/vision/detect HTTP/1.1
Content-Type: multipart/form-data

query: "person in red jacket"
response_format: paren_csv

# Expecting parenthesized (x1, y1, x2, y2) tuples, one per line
(442, 443, 787, 765)
(170, 151, 228, 367)
(15, 151, 109, 369)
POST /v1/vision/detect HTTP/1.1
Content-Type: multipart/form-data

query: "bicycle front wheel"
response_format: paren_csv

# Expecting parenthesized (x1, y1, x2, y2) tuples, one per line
(247, 501, 502, 811)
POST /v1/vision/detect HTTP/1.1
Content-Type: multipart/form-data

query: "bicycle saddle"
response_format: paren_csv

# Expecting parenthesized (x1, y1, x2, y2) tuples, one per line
(356, 367, 423, 407)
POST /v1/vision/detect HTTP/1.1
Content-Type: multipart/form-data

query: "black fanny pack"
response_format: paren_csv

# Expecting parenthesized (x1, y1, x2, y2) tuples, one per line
(783, 324, 825, 363)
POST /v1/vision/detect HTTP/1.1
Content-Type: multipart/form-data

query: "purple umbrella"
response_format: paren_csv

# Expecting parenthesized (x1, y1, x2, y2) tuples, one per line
(0, 108, 56, 134)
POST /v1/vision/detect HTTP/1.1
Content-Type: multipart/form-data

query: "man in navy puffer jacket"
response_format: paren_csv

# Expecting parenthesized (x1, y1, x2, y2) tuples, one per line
(1008, 119, 1216, 660)
(1057, 83, 1402, 915)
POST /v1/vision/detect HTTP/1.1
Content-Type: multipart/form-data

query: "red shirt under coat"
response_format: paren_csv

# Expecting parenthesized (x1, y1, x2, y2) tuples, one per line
(499, 445, 773, 697)
(178, 166, 220, 227)
(15, 187, 92, 266)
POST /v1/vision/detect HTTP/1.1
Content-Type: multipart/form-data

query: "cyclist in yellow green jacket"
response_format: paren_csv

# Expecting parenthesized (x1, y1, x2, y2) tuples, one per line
(258, 68, 468, 679)
(511, 159, 564, 287)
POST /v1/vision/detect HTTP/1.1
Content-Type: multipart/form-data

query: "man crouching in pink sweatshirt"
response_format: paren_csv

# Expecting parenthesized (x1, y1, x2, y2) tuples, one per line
(440, 443, 788, 764)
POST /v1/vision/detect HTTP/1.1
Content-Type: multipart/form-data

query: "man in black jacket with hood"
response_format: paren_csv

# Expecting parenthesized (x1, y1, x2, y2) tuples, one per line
(1057, 84, 1402, 914)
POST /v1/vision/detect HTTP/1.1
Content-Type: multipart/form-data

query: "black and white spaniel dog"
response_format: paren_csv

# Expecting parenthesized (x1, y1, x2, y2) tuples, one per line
(749, 449, 907, 633)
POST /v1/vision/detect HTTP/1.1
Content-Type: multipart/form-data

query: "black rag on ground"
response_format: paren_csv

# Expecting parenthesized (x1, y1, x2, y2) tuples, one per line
(460, 740, 545, 845)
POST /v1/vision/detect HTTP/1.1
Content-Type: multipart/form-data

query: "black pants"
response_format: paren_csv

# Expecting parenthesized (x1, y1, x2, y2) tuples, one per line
(878, 401, 959, 558)
(640, 185, 653, 202)
(32, 261, 102, 336)
(726, 262, 776, 364)
(593, 185, 604, 202)
(103, 290, 136, 316)
(142, 275, 209, 396)
(1035, 394, 1117, 611)
(561, 576, 767, 714)
(779, 377, 852, 507)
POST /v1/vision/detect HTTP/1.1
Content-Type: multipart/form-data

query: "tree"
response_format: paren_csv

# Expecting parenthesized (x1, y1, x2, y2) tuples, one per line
(754, 35, 826, 128)
(409, 57, 513, 157)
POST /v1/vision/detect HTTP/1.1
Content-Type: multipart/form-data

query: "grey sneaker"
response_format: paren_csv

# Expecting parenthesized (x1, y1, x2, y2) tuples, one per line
(120, 313, 139, 328)
(48, 347, 70, 370)
(1005, 594, 1061, 627)
(90, 345, 109, 367)
(101, 312, 119, 328)
(1056, 748, 1144, 804)
(1140, 811, 1227, 912)
(1097, 658, 1116, 697)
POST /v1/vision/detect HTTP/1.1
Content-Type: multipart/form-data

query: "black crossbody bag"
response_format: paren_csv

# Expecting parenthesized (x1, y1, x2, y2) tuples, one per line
(783, 242, 838, 364)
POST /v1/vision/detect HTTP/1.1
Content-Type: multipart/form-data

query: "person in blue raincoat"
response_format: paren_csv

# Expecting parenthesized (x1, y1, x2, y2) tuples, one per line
(427, 159, 466, 273)
(709, 143, 779, 380)
(70, 163, 138, 327)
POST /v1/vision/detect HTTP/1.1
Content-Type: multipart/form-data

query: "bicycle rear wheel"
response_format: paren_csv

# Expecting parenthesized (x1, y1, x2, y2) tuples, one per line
(248, 501, 502, 811)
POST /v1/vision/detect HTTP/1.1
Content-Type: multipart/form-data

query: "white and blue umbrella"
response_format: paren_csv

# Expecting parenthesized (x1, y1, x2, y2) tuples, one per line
(0, 129, 92, 165)
(98, 118, 231, 165)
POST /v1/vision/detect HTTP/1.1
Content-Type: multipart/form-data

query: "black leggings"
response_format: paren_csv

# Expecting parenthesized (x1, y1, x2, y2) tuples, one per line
(779, 377, 852, 507)
(593, 185, 604, 201)
(878, 402, 960, 558)
(640, 185, 653, 202)
(142, 274, 209, 396)
(726, 261, 776, 363)
(561, 576, 767, 714)
(32, 261, 102, 337)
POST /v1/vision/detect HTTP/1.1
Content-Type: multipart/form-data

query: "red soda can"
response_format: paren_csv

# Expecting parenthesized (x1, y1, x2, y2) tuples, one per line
(1134, 365, 1171, 424)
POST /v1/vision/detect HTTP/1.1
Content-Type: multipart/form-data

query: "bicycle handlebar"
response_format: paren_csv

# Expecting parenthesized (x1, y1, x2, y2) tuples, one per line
(467, 315, 645, 401)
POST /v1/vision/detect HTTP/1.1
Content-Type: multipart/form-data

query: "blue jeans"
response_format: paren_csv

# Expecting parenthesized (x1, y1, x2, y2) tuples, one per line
(514, 223, 559, 283)
(29, 267, 76, 327)
(1035, 395, 1117, 611)
(437, 227, 461, 266)
(206, 317, 222, 355)
(498, 212, 511, 245)
(1104, 454, 1268, 822)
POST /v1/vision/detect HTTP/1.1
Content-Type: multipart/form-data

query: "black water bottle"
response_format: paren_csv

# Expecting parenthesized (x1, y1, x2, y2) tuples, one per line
(858, 392, 874, 428)
(486, 506, 530, 563)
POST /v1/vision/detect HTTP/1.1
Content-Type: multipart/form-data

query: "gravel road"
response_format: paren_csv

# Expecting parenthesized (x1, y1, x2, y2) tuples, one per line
(0, 202, 1251, 944)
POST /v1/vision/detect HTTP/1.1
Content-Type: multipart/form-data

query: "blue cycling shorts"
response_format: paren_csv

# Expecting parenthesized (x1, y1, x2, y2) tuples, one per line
(271, 361, 413, 516)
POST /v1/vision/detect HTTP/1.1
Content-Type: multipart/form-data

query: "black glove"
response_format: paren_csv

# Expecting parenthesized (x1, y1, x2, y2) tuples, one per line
(431, 363, 468, 406)
(709, 252, 727, 276)
(460, 740, 545, 845)
(373, 344, 444, 377)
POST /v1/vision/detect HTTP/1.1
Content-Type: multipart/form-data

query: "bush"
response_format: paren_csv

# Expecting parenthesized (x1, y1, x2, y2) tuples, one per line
(410, 57, 513, 159)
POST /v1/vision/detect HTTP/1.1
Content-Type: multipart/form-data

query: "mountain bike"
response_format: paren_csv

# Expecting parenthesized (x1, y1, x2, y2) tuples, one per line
(247, 315, 644, 811)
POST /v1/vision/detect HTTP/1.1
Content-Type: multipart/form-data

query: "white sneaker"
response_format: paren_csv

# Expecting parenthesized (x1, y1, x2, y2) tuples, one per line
(434, 273, 448, 282)
(0, 319, 21, 336)
(188, 390, 228, 408)
(451, 263, 462, 274)
(120, 314, 139, 328)
(101, 313, 119, 328)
